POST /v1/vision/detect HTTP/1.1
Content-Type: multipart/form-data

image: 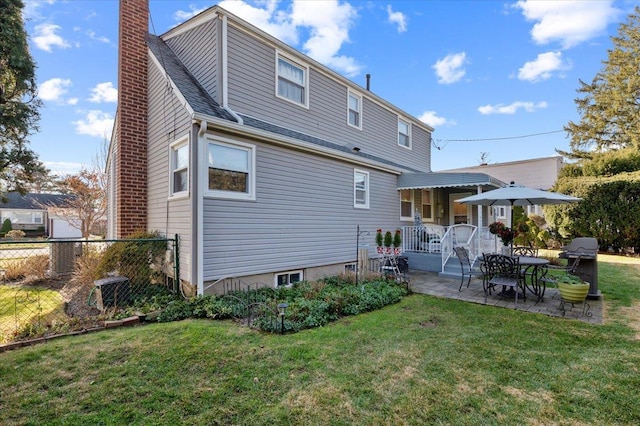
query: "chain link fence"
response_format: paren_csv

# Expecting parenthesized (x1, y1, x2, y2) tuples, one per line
(0, 236, 179, 344)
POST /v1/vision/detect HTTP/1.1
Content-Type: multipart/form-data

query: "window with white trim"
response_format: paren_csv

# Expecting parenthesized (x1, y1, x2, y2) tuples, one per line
(354, 169, 369, 209)
(170, 139, 189, 196)
(207, 138, 256, 200)
(493, 206, 507, 219)
(398, 117, 411, 148)
(275, 270, 303, 288)
(276, 53, 308, 107)
(422, 189, 434, 221)
(400, 189, 413, 219)
(347, 90, 362, 129)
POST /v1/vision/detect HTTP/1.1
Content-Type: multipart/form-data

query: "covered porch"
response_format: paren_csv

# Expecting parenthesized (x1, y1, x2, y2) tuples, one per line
(396, 171, 507, 274)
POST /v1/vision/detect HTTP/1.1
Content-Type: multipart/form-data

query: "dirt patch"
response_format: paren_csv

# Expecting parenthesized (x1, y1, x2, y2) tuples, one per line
(618, 303, 640, 340)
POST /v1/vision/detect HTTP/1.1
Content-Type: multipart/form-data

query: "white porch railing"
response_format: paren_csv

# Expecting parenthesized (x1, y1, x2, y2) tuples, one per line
(402, 225, 500, 272)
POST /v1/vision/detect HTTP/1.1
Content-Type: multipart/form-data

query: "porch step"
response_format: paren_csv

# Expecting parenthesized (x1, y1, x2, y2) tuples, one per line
(438, 258, 482, 280)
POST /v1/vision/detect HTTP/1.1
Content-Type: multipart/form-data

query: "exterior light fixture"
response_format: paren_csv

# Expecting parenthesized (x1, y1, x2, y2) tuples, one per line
(277, 302, 288, 334)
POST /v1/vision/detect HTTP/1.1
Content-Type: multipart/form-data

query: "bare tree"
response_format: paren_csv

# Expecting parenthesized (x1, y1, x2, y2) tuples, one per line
(48, 168, 107, 239)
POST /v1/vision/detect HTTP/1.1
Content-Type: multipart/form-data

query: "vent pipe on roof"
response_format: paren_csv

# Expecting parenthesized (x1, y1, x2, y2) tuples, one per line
(366, 74, 370, 91)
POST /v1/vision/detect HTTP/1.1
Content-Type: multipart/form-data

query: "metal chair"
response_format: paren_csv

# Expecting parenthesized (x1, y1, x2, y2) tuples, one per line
(483, 254, 523, 308)
(511, 246, 538, 257)
(453, 246, 482, 291)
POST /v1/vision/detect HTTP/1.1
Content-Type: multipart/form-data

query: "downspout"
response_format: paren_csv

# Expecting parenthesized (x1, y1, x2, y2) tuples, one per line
(220, 14, 243, 125)
(196, 120, 208, 296)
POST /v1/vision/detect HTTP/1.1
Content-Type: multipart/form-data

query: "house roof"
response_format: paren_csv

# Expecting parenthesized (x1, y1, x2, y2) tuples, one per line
(0, 193, 73, 210)
(146, 35, 237, 122)
(397, 172, 505, 190)
(146, 34, 423, 174)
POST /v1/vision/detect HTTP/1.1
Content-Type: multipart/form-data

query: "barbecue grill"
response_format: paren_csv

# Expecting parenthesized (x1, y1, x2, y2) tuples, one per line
(558, 237, 600, 299)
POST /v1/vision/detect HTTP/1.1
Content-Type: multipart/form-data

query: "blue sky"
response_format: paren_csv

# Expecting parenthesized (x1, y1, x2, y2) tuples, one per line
(22, 0, 636, 175)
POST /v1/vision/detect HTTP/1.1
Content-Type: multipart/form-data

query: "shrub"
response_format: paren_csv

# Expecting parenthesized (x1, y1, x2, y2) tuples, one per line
(95, 230, 166, 289)
(0, 218, 12, 237)
(5, 229, 26, 239)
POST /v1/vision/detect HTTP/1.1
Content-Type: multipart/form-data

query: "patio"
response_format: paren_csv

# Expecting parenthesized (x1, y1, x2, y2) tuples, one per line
(406, 270, 603, 324)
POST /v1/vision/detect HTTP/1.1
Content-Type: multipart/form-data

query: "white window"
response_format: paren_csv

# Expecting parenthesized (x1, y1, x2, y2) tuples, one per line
(33, 212, 44, 224)
(494, 206, 507, 219)
(206, 138, 256, 200)
(275, 270, 303, 288)
(347, 90, 362, 129)
(276, 53, 308, 107)
(170, 139, 189, 196)
(354, 169, 369, 209)
(398, 117, 411, 148)
(422, 189, 434, 221)
(400, 189, 413, 219)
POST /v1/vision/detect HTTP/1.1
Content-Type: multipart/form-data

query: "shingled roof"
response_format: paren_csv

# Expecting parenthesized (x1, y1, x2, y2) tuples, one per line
(0, 193, 73, 210)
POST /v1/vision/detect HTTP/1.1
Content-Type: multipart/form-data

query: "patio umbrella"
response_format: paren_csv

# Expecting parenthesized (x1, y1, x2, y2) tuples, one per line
(456, 182, 581, 225)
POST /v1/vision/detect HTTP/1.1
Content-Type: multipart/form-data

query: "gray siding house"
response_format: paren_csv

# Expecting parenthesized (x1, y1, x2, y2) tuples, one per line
(108, 0, 502, 294)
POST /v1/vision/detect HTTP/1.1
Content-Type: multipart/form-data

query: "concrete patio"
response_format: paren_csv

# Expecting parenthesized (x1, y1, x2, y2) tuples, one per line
(405, 270, 604, 324)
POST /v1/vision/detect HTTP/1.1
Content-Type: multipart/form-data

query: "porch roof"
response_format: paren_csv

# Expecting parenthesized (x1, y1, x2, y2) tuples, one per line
(397, 172, 505, 190)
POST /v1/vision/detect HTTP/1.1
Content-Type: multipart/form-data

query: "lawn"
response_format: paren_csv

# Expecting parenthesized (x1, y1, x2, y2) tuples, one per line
(1, 259, 640, 425)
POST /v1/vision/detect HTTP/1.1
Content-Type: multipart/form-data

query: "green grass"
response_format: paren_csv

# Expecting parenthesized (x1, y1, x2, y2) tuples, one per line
(1, 259, 640, 425)
(0, 286, 65, 337)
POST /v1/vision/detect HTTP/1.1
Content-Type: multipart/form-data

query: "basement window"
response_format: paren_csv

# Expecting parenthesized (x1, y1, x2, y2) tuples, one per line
(275, 270, 303, 288)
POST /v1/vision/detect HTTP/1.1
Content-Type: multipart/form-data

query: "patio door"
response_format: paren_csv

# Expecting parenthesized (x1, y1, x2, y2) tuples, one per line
(450, 193, 472, 224)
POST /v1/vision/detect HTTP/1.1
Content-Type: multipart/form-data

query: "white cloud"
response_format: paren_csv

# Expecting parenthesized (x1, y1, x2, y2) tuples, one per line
(216, 0, 361, 77)
(89, 82, 118, 103)
(174, 4, 209, 23)
(33, 23, 70, 52)
(87, 30, 110, 44)
(478, 101, 548, 115)
(387, 5, 407, 33)
(418, 111, 455, 128)
(432, 52, 467, 84)
(73, 110, 114, 139)
(515, 0, 621, 49)
(518, 51, 571, 82)
(44, 161, 84, 177)
(39, 78, 72, 102)
(217, 0, 298, 45)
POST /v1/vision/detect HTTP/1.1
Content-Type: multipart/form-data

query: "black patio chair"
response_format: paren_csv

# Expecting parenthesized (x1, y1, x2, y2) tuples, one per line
(483, 254, 523, 308)
(511, 246, 538, 257)
(453, 246, 482, 291)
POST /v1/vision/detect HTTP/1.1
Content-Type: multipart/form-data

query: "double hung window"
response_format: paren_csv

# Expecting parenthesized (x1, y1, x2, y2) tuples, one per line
(398, 117, 411, 148)
(354, 169, 369, 209)
(400, 189, 413, 219)
(347, 90, 362, 129)
(422, 189, 433, 221)
(170, 139, 189, 196)
(277, 53, 308, 107)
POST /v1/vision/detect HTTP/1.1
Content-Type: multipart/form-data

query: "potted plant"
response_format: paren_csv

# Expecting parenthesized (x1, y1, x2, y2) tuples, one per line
(384, 231, 393, 254)
(393, 229, 402, 255)
(556, 275, 590, 303)
(375, 229, 384, 254)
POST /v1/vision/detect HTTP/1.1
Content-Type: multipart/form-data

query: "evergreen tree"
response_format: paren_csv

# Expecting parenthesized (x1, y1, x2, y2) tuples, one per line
(0, 0, 45, 197)
(563, 6, 640, 158)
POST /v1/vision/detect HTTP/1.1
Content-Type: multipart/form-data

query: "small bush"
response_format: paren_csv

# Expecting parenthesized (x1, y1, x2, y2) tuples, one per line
(0, 218, 12, 237)
(5, 229, 26, 239)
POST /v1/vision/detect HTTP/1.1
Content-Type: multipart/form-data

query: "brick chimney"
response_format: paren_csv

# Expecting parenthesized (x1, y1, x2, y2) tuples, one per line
(115, 0, 148, 237)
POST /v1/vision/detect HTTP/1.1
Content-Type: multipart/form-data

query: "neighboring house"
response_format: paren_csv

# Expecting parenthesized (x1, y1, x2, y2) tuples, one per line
(0, 192, 80, 238)
(439, 156, 564, 222)
(108, 0, 504, 293)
